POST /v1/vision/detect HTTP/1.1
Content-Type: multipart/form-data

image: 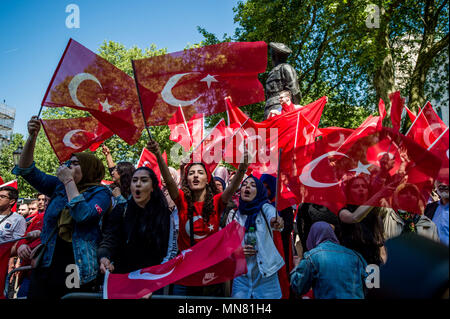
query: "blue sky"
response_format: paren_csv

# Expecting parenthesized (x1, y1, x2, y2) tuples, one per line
(0, 0, 240, 137)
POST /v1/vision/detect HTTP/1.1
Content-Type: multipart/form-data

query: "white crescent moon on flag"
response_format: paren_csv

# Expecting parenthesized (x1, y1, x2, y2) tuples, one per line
(423, 123, 443, 147)
(328, 133, 345, 148)
(161, 73, 201, 107)
(68, 73, 103, 108)
(127, 249, 192, 281)
(128, 267, 176, 281)
(142, 161, 151, 167)
(299, 151, 349, 188)
(185, 215, 207, 240)
(62, 129, 86, 149)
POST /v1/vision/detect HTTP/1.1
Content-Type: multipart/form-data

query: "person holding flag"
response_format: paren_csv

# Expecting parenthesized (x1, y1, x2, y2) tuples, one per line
(338, 176, 390, 266)
(12, 116, 111, 299)
(146, 137, 250, 296)
(98, 167, 174, 294)
(225, 175, 285, 299)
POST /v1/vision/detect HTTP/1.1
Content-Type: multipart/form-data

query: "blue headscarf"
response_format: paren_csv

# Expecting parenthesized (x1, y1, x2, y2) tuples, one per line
(238, 175, 270, 231)
(213, 176, 226, 192)
(306, 221, 340, 251)
(260, 174, 277, 202)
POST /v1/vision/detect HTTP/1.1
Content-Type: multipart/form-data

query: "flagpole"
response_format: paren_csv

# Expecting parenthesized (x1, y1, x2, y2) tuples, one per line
(37, 105, 44, 118)
(405, 101, 428, 136)
(294, 112, 300, 149)
(131, 59, 153, 140)
(274, 148, 282, 222)
(427, 126, 449, 151)
(188, 118, 233, 159)
(179, 105, 193, 145)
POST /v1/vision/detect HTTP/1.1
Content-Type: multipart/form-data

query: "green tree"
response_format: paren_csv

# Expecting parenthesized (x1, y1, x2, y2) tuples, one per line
(200, 0, 448, 130)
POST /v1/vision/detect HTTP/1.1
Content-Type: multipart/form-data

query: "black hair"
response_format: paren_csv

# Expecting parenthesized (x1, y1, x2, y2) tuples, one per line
(0, 186, 18, 205)
(116, 162, 135, 199)
(130, 167, 171, 259)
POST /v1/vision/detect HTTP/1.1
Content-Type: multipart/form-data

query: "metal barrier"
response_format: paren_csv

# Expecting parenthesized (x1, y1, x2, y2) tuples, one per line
(61, 292, 235, 299)
(4, 265, 32, 298)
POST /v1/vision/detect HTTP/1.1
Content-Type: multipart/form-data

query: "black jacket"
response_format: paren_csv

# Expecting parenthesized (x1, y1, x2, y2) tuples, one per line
(424, 201, 440, 221)
(98, 199, 170, 274)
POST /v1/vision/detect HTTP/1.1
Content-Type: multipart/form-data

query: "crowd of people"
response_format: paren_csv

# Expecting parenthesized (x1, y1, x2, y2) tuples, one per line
(0, 113, 448, 300)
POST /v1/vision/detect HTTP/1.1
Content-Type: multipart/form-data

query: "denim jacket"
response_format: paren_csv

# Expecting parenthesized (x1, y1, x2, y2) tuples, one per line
(290, 241, 368, 299)
(228, 203, 285, 278)
(13, 163, 111, 285)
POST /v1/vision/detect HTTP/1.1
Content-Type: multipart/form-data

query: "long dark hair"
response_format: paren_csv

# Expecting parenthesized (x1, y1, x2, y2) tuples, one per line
(129, 167, 171, 260)
(181, 163, 219, 224)
(116, 162, 135, 199)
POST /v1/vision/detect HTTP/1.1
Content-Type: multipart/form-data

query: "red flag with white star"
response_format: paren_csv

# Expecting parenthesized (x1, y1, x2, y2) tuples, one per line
(41, 116, 113, 162)
(137, 148, 167, 186)
(279, 128, 441, 214)
(41, 39, 155, 145)
(132, 41, 267, 126)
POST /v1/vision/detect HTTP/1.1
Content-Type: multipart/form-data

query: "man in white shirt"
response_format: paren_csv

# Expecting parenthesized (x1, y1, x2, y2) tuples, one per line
(0, 186, 26, 243)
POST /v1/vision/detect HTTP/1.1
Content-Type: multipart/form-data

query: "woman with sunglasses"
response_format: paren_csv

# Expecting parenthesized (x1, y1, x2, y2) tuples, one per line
(12, 116, 111, 299)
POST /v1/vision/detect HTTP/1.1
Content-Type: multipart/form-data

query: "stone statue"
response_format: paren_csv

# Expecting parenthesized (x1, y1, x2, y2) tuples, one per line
(264, 42, 301, 119)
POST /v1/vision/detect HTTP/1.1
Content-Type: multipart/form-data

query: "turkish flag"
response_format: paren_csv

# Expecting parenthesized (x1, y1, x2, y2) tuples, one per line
(406, 102, 447, 150)
(427, 127, 449, 184)
(41, 117, 113, 163)
(0, 180, 18, 212)
(104, 220, 246, 299)
(41, 39, 153, 145)
(378, 98, 387, 119)
(319, 127, 355, 151)
(132, 41, 267, 126)
(405, 105, 417, 123)
(190, 119, 227, 174)
(389, 91, 405, 131)
(0, 242, 13, 299)
(335, 115, 383, 151)
(280, 128, 441, 214)
(168, 109, 204, 152)
(137, 148, 167, 186)
(225, 98, 323, 175)
(366, 137, 402, 175)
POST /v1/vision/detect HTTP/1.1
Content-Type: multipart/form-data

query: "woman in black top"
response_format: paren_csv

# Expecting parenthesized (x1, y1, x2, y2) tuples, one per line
(98, 167, 171, 274)
(338, 176, 389, 265)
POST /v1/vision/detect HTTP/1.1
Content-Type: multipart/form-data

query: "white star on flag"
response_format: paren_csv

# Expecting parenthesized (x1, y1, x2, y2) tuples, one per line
(208, 224, 215, 232)
(200, 74, 218, 88)
(100, 98, 113, 114)
(349, 161, 372, 176)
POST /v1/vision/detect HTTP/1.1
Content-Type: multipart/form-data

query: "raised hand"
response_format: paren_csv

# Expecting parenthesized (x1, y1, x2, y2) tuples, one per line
(27, 116, 41, 137)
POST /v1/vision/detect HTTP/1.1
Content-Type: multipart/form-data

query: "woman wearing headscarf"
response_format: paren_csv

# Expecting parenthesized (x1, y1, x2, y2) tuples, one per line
(226, 175, 285, 299)
(146, 138, 250, 296)
(98, 167, 173, 279)
(290, 222, 368, 299)
(12, 117, 111, 299)
(260, 173, 294, 299)
(214, 166, 229, 186)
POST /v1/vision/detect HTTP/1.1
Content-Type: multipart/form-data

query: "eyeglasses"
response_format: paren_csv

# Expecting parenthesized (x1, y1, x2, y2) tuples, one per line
(0, 195, 10, 200)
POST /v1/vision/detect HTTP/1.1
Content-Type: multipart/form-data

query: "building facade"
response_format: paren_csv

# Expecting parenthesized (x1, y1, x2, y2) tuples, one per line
(0, 101, 16, 149)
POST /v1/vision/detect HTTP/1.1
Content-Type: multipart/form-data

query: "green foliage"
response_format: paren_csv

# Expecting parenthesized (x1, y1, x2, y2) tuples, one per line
(199, 0, 448, 128)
